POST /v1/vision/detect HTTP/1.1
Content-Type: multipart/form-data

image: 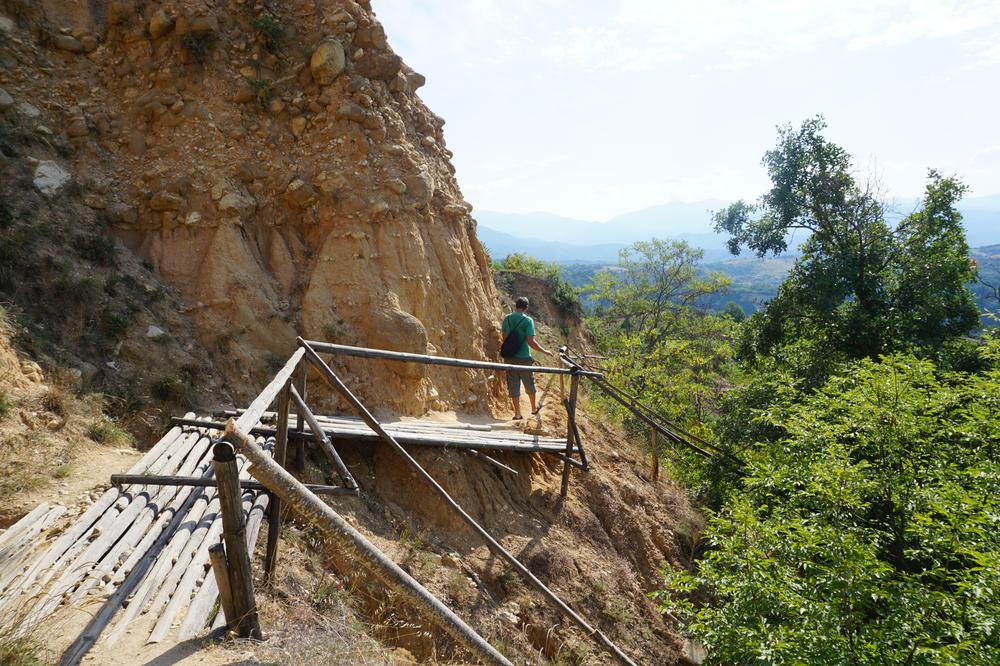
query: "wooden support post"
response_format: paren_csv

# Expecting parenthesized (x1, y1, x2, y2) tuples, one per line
(108, 474, 355, 495)
(560, 372, 580, 499)
(208, 543, 236, 631)
(569, 414, 589, 471)
(223, 421, 512, 666)
(289, 386, 358, 490)
(264, 380, 291, 585)
(212, 441, 261, 640)
(650, 429, 659, 483)
(294, 340, 637, 666)
(294, 362, 307, 471)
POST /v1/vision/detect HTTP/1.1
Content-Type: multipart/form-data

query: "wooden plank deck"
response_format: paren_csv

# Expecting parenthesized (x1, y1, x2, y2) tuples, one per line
(227, 410, 579, 455)
(0, 407, 575, 660)
(0, 419, 273, 657)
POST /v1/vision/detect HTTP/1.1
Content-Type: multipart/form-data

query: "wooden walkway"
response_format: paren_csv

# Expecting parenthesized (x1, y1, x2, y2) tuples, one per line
(0, 417, 272, 658)
(0, 340, 603, 664)
(215, 410, 579, 455)
(0, 414, 579, 660)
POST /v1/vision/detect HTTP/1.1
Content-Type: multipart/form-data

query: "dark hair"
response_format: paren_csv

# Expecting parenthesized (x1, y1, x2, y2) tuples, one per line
(515, 297, 529, 310)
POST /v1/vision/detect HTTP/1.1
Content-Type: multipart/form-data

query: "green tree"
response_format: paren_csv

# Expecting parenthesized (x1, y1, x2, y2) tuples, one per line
(492, 253, 581, 318)
(714, 117, 978, 377)
(584, 239, 731, 428)
(660, 353, 1000, 665)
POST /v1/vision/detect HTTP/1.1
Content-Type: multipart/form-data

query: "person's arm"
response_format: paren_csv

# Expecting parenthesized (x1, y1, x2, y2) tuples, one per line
(526, 336, 553, 356)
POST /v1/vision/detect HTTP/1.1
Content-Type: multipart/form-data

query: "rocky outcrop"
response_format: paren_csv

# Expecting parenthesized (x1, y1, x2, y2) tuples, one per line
(0, 0, 502, 413)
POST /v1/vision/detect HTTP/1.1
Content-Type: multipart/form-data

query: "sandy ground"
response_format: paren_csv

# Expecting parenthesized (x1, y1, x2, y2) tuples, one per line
(4, 444, 143, 526)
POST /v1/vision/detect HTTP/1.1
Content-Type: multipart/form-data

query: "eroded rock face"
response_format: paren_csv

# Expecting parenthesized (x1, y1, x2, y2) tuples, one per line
(6, 0, 502, 412)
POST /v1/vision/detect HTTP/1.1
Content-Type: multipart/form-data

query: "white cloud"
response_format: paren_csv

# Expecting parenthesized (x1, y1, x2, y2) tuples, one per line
(963, 35, 1000, 68)
(535, 0, 1000, 71)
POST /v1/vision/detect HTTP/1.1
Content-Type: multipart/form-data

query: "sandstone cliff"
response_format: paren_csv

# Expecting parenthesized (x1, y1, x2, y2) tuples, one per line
(0, 0, 500, 413)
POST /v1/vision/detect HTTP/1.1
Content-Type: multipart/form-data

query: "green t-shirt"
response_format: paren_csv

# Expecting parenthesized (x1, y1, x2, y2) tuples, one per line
(501, 312, 535, 359)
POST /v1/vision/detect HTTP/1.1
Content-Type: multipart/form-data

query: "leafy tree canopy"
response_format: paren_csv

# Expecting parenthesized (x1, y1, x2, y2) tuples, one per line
(714, 117, 979, 376)
(492, 252, 581, 318)
(660, 351, 1000, 665)
(584, 239, 732, 429)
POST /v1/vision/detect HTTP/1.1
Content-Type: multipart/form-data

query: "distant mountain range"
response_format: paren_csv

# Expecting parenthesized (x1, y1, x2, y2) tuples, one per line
(475, 196, 1000, 264)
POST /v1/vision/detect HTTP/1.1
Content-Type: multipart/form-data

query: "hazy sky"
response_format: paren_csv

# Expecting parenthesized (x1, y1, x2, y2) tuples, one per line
(374, 1, 1000, 220)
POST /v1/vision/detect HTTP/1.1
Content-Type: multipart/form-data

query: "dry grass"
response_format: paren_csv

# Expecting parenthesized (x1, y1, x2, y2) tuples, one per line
(86, 414, 134, 447)
(217, 529, 405, 665)
(0, 599, 52, 665)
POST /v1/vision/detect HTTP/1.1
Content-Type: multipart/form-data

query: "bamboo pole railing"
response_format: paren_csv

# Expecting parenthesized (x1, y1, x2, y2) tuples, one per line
(296, 339, 637, 666)
(222, 420, 512, 666)
(303, 340, 602, 378)
(213, 440, 261, 639)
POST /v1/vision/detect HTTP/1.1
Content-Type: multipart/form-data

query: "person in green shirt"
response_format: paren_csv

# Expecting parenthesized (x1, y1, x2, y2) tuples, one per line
(500, 297, 553, 420)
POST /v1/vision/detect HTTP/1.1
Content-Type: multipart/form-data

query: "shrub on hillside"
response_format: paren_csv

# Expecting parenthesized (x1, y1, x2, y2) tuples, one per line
(493, 253, 582, 317)
(659, 352, 1000, 664)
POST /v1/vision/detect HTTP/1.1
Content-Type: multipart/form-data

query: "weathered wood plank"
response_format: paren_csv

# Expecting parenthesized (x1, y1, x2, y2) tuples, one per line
(0, 422, 190, 609)
(303, 340, 601, 377)
(0, 503, 50, 552)
(224, 420, 512, 666)
(236, 347, 305, 435)
(213, 441, 261, 639)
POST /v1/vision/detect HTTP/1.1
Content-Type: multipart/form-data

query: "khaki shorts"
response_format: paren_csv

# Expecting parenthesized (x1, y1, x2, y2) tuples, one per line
(504, 357, 536, 397)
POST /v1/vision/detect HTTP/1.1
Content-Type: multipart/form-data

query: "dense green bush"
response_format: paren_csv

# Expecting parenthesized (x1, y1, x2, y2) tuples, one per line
(659, 352, 1000, 664)
(493, 252, 582, 318)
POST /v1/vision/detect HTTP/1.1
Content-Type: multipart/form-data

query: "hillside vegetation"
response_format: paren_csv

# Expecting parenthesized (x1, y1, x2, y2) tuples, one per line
(524, 118, 1000, 664)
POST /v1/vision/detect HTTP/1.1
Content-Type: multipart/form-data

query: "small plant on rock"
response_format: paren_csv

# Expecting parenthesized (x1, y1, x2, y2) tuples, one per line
(75, 233, 118, 267)
(0, 389, 12, 421)
(245, 77, 275, 109)
(180, 31, 217, 64)
(151, 374, 190, 404)
(250, 14, 285, 53)
(87, 415, 133, 447)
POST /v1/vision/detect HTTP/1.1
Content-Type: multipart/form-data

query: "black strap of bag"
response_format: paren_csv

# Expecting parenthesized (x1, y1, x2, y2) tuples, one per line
(500, 313, 529, 358)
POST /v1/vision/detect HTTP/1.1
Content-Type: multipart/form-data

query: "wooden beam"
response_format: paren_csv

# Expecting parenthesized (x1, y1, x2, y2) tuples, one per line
(288, 386, 358, 490)
(223, 420, 512, 666)
(294, 362, 307, 471)
(236, 348, 306, 434)
(303, 340, 602, 378)
(109, 474, 355, 495)
(468, 449, 518, 475)
(651, 429, 659, 483)
(568, 408, 589, 471)
(212, 441, 261, 640)
(264, 381, 292, 585)
(208, 543, 236, 631)
(560, 372, 581, 499)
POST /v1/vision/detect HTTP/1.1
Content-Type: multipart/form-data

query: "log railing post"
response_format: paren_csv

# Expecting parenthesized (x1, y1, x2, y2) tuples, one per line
(264, 380, 291, 585)
(294, 361, 307, 471)
(212, 441, 261, 639)
(223, 421, 513, 666)
(208, 542, 236, 630)
(650, 428, 659, 483)
(560, 371, 580, 499)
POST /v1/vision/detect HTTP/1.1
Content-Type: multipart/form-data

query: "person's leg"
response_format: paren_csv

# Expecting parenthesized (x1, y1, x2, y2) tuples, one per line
(506, 366, 522, 418)
(521, 361, 538, 414)
(510, 395, 522, 418)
